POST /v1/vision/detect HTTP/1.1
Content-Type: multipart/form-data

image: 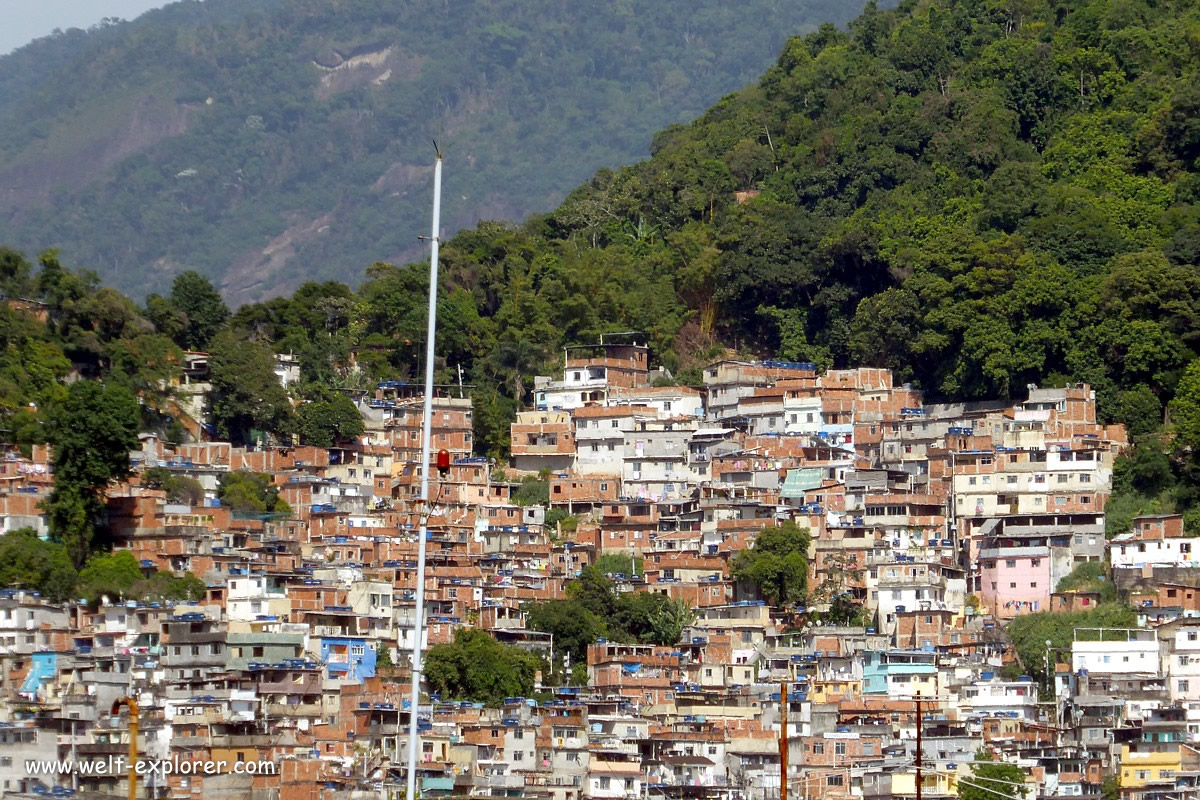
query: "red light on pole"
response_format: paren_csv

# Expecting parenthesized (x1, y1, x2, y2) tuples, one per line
(436, 449, 451, 475)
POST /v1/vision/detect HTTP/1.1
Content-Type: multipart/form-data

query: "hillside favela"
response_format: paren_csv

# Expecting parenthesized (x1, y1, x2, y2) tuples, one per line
(2, 0, 1200, 800)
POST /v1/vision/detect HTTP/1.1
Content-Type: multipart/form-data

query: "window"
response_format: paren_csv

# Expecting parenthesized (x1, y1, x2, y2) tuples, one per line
(827, 776, 845, 787)
(514, 751, 524, 761)
(1031, 559, 1041, 567)
(600, 778, 611, 790)
(813, 743, 824, 754)
(1181, 680, 1190, 692)
(1005, 560, 1017, 569)
(835, 742, 847, 755)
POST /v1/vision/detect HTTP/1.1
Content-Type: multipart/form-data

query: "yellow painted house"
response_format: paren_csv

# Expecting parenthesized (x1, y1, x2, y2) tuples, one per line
(809, 679, 862, 705)
(888, 770, 959, 798)
(1120, 742, 1200, 787)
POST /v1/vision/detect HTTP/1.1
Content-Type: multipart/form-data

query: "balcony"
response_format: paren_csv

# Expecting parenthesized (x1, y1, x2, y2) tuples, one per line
(977, 545, 1050, 561)
(476, 774, 526, 789)
(264, 702, 322, 717)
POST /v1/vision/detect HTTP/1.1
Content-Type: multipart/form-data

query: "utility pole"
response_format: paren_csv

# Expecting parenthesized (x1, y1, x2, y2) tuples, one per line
(780, 680, 788, 800)
(406, 145, 443, 800)
(112, 697, 139, 800)
(915, 694, 923, 800)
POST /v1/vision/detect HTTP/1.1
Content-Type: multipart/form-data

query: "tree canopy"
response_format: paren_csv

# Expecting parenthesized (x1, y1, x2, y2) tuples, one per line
(959, 752, 1028, 800)
(42, 379, 139, 566)
(731, 522, 812, 607)
(423, 628, 540, 704)
(0, 528, 77, 602)
(218, 471, 292, 515)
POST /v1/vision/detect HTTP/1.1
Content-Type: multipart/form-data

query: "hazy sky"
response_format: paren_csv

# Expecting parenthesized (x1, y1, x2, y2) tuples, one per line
(1, 0, 168, 55)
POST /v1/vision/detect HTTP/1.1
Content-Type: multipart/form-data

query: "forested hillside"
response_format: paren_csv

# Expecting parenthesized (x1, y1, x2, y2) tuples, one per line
(0, 0, 864, 303)
(4, 0, 1200, 527)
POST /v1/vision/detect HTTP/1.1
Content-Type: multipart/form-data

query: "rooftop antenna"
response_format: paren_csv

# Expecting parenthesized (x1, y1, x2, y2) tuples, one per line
(406, 140, 442, 800)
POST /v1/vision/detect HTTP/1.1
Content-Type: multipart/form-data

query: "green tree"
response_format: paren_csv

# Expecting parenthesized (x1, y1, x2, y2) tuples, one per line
(423, 629, 539, 704)
(43, 380, 139, 566)
(0, 528, 78, 601)
(296, 394, 364, 448)
(567, 566, 619, 619)
(730, 521, 812, 607)
(1112, 439, 1173, 497)
(612, 590, 673, 642)
(150, 270, 230, 351)
(959, 752, 1028, 800)
(1114, 386, 1163, 438)
(77, 550, 144, 602)
(486, 336, 548, 410)
(1054, 562, 1116, 602)
(512, 475, 550, 507)
(1171, 360, 1200, 453)
(647, 597, 697, 646)
(142, 467, 205, 505)
(218, 471, 290, 515)
(207, 330, 294, 446)
(130, 571, 206, 601)
(525, 598, 608, 665)
(376, 643, 396, 671)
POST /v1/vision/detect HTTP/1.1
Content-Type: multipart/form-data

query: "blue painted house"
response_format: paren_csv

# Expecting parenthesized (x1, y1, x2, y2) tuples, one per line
(318, 636, 377, 683)
(863, 650, 938, 694)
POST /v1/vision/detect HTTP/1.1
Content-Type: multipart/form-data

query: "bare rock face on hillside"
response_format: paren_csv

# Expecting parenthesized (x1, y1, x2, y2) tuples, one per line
(0, 0, 868, 302)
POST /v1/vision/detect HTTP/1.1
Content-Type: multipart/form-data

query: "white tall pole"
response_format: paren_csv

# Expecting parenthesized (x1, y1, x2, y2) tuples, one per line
(406, 150, 442, 800)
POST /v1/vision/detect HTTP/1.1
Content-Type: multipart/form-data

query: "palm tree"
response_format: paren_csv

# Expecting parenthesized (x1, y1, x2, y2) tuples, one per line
(649, 598, 698, 646)
(487, 336, 548, 409)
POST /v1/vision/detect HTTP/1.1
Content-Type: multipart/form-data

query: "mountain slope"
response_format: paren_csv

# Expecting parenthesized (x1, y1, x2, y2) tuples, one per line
(0, 0, 866, 303)
(412, 0, 1200, 419)
(2, 0, 1199, 478)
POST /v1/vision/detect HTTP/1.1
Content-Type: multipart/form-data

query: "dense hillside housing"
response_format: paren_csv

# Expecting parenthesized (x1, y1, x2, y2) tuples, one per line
(6, 349, 1188, 800)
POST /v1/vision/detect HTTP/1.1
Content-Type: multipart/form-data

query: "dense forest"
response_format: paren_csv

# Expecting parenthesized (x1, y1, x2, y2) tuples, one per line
(4, 0, 1200, 540)
(0, 0, 865, 304)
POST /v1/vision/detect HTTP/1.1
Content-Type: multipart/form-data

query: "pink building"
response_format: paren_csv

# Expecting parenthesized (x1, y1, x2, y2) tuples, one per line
(979, 545, 1051, 620)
